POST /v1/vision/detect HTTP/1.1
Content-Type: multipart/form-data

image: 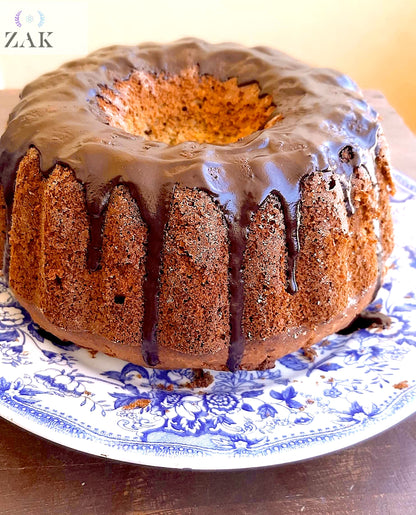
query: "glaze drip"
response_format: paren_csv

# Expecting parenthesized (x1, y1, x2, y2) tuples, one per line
(86, 177, 121, 271)
(226, 197, 259, 372)
(337, 309, 391, 334)
(125, 183, 172, 367)
(0, 39, 382, 370)
(277, 195, 301, 295)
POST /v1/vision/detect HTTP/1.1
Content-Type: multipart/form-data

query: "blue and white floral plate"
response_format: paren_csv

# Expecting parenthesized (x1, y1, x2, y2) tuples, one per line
(0, 170, 415, 470)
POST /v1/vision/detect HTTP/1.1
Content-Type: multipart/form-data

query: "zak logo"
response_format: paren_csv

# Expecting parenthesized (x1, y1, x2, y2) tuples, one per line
(5, 9, 53, 48)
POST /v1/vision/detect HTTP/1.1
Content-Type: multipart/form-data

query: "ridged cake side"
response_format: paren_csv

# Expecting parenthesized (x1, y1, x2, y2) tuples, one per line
(1, 140, 394, 370)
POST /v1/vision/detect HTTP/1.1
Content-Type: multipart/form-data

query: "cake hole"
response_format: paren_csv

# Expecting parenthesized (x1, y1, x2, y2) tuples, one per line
(114, 295, 126, 305)
(96, 67, 277, 146)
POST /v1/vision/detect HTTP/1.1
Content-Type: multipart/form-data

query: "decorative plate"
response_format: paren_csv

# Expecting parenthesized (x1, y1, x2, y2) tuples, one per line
(0, 170, 415, 470)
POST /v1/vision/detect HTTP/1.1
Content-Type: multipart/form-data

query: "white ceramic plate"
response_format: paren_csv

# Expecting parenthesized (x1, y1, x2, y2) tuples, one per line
(0, 169, 415, 470)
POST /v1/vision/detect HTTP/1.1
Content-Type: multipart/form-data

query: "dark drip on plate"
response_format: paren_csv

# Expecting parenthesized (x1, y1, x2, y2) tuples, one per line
(0, 39, 382, 370)
(36, 327, 76, 347)
(337, 309, 391, 335)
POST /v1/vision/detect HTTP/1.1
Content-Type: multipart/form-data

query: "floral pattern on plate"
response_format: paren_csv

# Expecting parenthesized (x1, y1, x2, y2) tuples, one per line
(0, 169, 415, 470)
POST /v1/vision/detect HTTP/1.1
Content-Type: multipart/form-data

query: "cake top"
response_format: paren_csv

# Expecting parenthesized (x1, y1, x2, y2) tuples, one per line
(0, 39, 382, 370)
(0, 38, 379, 205)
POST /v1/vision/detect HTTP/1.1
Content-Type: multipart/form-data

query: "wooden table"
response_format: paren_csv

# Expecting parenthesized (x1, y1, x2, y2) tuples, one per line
(0, 90, 415, 515)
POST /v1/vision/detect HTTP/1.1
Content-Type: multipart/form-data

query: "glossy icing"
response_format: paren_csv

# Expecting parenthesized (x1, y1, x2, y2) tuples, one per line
(0, 39, 382, 370)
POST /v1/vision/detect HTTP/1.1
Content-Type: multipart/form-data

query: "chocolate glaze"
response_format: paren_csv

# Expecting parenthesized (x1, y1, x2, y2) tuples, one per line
(0, 39, 383, 371)
(337, 309, 391, 334)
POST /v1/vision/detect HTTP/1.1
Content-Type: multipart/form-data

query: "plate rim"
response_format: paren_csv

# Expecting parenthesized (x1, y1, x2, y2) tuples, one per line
(1, 380, 416, 470)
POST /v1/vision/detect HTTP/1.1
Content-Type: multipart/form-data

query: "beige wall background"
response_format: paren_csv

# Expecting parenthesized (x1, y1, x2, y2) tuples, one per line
(1, 0, 416, 132)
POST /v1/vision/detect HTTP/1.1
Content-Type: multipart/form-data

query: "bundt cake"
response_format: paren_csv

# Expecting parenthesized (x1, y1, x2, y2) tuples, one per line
(0, 39, 395, 371)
